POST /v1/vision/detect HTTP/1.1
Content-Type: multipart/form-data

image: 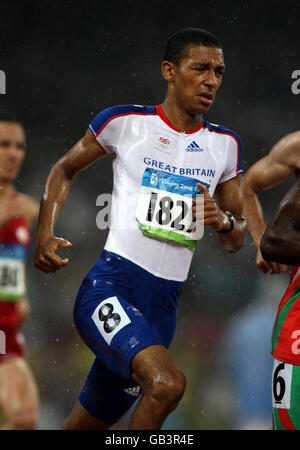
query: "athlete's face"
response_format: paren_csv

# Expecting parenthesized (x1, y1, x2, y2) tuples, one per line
(0, 122, 26, 183)
(164, 45, 225, 114)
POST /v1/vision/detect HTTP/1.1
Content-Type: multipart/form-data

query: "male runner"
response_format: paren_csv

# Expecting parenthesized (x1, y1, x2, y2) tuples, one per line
(34, 28, 246, 430)
(242, 130, 300, 273)
(0, 116, 39, 429)
(260, 178, 300, 429)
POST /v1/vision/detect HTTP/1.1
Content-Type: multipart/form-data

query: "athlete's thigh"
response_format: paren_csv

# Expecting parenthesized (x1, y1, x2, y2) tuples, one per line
(272, 358, 300, 429)
(74, 275, 164, 424)
(74, 278, 162, 379)
(147, 282, 181, 352)
(0, 357, 38, 418)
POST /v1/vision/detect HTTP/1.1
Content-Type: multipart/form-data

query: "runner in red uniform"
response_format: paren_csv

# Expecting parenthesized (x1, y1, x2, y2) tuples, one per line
(0, 116, 39, 430)
(242, 132, 300, 429)
(260, 178, 300, 429)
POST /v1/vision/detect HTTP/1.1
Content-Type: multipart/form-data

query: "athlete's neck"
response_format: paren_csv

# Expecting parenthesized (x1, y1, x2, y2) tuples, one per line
(0, 183, 15, 201)
(161, 98, 203, 133)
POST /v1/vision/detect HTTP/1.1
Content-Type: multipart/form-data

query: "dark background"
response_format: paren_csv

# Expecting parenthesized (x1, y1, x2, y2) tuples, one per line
(0, 0, 299, 429)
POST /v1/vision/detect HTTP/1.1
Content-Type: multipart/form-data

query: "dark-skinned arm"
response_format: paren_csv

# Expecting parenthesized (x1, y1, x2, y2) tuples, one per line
(192, 175, 246, 253)
(34, 129, 107, 273)
(260, 178, 300, 266)
(242, 131, 300, 273)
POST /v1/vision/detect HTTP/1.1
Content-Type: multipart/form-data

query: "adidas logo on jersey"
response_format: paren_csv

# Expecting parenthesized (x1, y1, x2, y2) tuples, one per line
(124, 386, 141, 397)
(185, 141, 204, 152)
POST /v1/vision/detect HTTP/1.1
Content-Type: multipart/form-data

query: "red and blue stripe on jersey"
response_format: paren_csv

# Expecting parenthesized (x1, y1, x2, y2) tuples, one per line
(89, 105, 157, 137)
(89, 104, 242, 176)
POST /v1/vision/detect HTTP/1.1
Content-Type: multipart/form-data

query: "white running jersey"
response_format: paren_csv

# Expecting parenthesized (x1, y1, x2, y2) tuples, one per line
(89, 104, 242, 282)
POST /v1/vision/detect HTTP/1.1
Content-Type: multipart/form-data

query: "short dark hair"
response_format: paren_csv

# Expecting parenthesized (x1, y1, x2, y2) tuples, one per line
(164, 28, 222, 66)
(0, 114, 24, 128)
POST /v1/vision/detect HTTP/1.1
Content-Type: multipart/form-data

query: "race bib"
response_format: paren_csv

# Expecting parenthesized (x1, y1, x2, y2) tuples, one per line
(91, 296, 131, 345)
(272, 359, 293, 409)
(136, 168, 208, 250)
(0, 245, 26, 301)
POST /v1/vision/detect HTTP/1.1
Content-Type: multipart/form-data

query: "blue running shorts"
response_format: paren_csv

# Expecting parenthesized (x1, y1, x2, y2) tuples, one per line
(73, 250, 182, 424)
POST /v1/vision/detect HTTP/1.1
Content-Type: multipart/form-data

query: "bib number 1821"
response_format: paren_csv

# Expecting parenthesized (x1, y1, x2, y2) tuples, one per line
(146, 191, 195, 233)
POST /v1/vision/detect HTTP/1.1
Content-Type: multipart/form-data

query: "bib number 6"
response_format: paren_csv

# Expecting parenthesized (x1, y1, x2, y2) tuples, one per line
(273, 363, 286, 404)
(272, 360, 292, 409)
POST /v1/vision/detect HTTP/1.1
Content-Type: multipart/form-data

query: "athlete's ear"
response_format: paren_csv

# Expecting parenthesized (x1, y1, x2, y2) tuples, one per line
(161, 60, 176, 82)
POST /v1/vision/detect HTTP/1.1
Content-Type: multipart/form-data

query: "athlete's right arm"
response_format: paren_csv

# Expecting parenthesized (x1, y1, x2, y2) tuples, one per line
(242, 131, 300, 274)
(260, 178, 300, 265)
(34, 128, 107, 273)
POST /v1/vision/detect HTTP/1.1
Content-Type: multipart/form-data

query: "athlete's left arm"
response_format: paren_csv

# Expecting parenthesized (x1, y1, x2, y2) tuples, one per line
(214, 175, 247, 252)
(16, 295, 30, 326)
(260, 179, 300, 265)
(16, 196, 39, 324)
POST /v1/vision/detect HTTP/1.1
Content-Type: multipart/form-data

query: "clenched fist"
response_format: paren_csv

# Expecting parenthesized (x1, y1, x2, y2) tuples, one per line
(34, 236, 72, 273)
(192, 182, 230, 232)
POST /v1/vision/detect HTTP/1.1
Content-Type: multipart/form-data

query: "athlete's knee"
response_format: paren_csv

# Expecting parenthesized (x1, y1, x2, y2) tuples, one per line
(131, 346, 186, 412)
(145, 367, 186, 411)
(10, 409, 38, 430)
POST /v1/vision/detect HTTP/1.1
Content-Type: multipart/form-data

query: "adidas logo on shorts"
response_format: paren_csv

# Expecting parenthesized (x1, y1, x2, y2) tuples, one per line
(123, 386, 141, 397)
(185, 141, 204, 152)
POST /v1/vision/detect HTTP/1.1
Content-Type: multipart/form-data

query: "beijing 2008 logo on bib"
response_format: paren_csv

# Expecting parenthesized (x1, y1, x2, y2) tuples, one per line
(136, 168, 208, 250)
(0, 245, 26, 301)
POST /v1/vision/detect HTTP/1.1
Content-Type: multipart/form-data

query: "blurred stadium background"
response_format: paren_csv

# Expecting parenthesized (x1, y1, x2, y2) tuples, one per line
(0, 0, 299, 429)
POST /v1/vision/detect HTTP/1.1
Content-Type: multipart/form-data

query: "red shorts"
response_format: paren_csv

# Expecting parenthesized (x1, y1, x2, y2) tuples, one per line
(0, 302, 25, 363)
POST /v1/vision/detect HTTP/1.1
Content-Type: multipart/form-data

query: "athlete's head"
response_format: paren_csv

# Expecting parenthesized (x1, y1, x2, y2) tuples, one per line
(162, 28, 225, 115)
(0, 115, 26, 183)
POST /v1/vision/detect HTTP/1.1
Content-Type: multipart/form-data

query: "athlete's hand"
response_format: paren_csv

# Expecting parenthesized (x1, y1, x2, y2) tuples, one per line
(34, 236, 72, 273)
(192, 183, 229, 231)
(255, 245, 287, 275)
(0, 195, 24, 227)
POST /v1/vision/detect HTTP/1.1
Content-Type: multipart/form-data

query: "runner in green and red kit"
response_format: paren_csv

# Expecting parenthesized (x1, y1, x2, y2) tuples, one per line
(261, 178, 300, 430)
(243, 130, 300, 429)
